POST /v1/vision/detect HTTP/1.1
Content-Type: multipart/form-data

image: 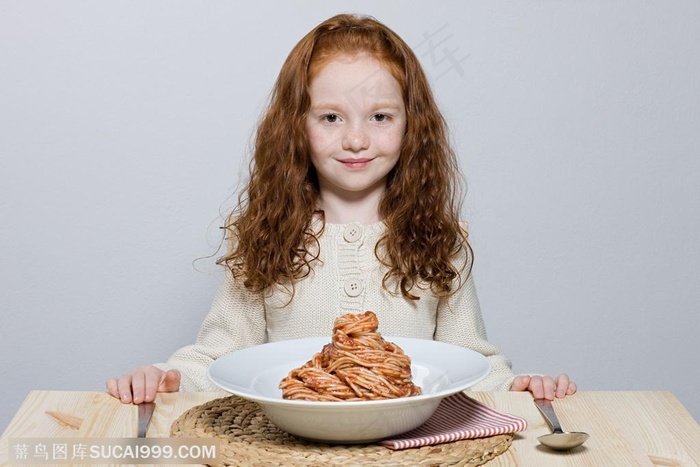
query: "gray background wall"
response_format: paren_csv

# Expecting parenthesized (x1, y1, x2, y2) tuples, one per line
(1, 1, 698, 431)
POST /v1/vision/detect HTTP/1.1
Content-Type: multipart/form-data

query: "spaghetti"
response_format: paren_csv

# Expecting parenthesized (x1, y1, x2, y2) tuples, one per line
(279, 311, 422, 401)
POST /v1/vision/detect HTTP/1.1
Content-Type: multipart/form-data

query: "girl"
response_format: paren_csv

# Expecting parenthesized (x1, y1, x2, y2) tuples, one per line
(107, 13, 575, 404)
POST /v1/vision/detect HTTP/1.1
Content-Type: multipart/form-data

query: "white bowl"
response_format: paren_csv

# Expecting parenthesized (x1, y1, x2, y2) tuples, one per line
(208, 336, 491, 443)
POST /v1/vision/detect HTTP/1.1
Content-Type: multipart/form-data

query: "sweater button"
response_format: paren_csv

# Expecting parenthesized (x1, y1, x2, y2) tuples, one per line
(344, 278, 363, 297)
(343, 223, 363, 243)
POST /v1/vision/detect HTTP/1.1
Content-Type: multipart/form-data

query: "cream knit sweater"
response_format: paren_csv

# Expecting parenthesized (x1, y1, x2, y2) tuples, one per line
(157, 221, 515, 392)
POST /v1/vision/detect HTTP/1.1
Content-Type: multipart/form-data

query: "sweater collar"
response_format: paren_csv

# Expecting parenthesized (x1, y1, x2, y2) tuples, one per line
(311, 216, 386, 238)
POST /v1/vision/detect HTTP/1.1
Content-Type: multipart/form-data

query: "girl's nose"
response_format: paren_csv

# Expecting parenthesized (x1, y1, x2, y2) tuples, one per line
(341, 124, 370, 152)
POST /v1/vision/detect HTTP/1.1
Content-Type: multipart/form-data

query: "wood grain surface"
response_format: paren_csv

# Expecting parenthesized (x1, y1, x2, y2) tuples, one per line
(2, 390, 698, 466)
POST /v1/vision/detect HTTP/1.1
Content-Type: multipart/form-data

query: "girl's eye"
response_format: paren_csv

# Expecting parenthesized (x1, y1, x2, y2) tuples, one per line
(324, 114, 339, 123)
(372, 114, 388, 122)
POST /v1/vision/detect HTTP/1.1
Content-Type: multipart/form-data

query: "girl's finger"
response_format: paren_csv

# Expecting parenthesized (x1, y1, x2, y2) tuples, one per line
(105, 378, 119, 398)
(116, 373, 134, 404)
(566, 380, 578, 395)
(143, 366, 163, 403)
(542, 376, 556, 400)
(130, 368, 146, 404)
(555, 374, 570, 398)
(162, 369, 181, 392)
(529, 376, 545, 399)
(511, 375, 531, 392)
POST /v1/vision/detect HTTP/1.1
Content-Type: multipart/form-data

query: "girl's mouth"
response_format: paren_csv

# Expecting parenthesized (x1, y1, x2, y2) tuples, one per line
(339, 158, 373, 169)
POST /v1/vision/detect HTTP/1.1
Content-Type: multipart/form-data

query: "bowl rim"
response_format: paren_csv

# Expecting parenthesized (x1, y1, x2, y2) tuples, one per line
(207, 336, 491, 409)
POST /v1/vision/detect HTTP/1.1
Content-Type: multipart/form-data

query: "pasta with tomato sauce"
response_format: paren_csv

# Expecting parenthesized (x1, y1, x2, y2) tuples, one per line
(279, 311, 422, 401)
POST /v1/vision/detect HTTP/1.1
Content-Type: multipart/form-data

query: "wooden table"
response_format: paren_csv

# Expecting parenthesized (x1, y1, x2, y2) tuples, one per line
(1, 390, 699, 466)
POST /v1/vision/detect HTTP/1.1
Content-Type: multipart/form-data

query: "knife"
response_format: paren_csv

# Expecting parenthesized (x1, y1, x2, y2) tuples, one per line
(137, 402, 156, 438)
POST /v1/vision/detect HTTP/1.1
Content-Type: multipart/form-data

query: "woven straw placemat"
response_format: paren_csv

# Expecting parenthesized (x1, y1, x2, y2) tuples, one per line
(170, 395, 513, 467)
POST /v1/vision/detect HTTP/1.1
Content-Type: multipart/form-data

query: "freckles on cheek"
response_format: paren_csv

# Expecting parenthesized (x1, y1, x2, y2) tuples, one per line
(306, 128, 322, 153)
(311, 133, 337, 157)
(380, 130, 405, 151)
(309, 135, 327, 156)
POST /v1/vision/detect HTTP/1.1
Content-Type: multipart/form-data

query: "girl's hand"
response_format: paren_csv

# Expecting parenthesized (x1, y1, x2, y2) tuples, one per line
(105, 366, 181, 404)
(511, 374, 576, 399)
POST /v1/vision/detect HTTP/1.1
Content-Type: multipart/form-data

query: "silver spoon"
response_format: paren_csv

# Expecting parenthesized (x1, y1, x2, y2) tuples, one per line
(534, 398, 589, 450)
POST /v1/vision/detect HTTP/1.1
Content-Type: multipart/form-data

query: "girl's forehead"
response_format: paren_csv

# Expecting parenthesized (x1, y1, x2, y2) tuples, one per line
(308, 55, 404, 105)
(310, 52, 402, 83)
(310, 53, 379, 77)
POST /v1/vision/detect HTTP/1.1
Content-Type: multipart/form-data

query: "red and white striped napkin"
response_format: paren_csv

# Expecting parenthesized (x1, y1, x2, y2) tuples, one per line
(379, 392, 527, 450)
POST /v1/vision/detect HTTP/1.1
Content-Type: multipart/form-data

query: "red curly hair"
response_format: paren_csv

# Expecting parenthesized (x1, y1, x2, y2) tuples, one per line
(219, 13, 472, 300)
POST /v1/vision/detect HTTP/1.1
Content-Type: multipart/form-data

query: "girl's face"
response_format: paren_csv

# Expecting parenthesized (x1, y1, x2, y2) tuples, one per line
(305, 54, 406, 205)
